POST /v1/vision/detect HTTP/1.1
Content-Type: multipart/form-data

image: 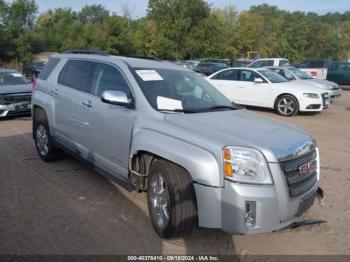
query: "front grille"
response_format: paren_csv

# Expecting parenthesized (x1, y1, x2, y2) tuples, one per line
(280, 150, 317, 198)
(321, 93, 329, 106)
(0, 94, 31, 105)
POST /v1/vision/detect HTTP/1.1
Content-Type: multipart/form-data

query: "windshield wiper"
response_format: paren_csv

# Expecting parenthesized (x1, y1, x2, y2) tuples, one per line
(159, 105, 237, 114)
(191, 105, 236, 113)
(158, 109, 195, 113)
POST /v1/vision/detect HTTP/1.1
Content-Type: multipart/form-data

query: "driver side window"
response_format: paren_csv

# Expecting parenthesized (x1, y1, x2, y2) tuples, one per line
(90, 63, 131, 98)
(239, 70, 260, 82)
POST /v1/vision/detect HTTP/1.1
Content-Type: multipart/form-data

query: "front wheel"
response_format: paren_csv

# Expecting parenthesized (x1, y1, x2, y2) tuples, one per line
(147, 159, 198, 238)
(275, 95, 299, 117)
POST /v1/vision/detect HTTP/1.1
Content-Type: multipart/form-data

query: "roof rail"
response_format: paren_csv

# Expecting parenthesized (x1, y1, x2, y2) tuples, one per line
(63, 49, 109, 56)
(123, 55, 163, 61)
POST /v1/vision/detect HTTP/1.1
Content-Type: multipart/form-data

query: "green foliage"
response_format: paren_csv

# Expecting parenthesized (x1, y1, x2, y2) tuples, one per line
(1, 0, 350, 64)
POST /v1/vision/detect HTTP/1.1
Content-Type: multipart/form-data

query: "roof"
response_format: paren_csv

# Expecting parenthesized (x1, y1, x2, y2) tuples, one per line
(254, 58, 288, 60)
(117, 56, 186, 70)
(52, 53, 187, 71)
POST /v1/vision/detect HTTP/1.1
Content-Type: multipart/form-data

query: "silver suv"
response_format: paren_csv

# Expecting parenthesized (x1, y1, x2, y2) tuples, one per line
(32, 51, 320, 238)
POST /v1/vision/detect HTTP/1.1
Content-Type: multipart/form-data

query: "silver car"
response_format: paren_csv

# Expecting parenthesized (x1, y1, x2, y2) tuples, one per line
(0, 69, 32, 118)
(32, 51, 321, 238)
(266, 66, 342, 100)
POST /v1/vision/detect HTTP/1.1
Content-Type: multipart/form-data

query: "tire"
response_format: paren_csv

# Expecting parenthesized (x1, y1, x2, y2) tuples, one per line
(34, 119, 64, 162)
(147, 159, 198, 238)
(275, 94, 299, 117)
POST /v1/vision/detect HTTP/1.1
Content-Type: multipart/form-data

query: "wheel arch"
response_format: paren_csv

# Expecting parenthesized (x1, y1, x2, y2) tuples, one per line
(32, 105, 48, 139)
(274, 93, 300, 108)
(129, 130, 222, 189)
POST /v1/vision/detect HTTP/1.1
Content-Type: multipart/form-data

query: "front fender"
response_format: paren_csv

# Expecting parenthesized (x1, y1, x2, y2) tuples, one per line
(131, 128, 223, 187)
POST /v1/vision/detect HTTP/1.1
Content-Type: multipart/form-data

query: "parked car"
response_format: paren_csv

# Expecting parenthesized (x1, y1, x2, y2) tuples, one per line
(326, 62, 350, 85)
(195, 62, 228, 76)
(23, 61, 47, 80)
(296, 59, 332, 80)
(247, 58, 290, 68)
(0, 69, 32, 118)
(266, 66, 342, 100)
(174, 60, 200, 70)
(32, 51, 321, 238)
(207, 67, 330, 116)
(230, 59, 251, 67)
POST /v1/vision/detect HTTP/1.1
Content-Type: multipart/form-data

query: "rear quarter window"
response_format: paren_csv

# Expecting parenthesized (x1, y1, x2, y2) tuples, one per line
(37, 58, 60, 80)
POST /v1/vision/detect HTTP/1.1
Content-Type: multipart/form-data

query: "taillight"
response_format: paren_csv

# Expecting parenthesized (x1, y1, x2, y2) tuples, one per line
(32, 77, 36, 90)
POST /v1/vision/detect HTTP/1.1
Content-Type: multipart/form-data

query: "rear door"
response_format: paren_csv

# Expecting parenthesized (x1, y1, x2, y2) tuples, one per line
(207, 69, 240, 102)
(236, 69, 270, 107)
(78, 61, 135, 179)
(53, 60, 95, 148)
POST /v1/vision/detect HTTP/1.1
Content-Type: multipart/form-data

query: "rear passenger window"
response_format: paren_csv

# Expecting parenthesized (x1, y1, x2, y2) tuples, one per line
(263, 60, 274, 66)
(38, 58, 60, 80)
(212, 69, 238, 80)
(58, 60, 95, 92)
(90, 63, 132, 98)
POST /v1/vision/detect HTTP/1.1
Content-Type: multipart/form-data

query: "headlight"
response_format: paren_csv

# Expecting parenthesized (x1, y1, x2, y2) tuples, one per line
(303, 93, 320, 99)
(223, 146, 273, 184)
(317, 84, 332, 90)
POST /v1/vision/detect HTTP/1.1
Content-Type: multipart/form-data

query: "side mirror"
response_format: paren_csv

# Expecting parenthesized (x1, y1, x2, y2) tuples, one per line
(254, 77, 264, 83)
(101, 90, 134, 108)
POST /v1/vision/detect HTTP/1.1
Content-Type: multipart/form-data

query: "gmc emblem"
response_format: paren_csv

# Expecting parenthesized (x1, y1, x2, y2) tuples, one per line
(299, 160, 317, 176)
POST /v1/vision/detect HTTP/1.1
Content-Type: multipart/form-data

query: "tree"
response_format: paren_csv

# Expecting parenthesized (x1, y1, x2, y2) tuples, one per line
(147, 0, 211, 59)
(78, 4, 108, 24)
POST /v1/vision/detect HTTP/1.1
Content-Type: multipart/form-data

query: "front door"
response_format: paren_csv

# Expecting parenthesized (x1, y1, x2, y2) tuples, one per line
(79, 62, 135, 179)
(236, 69, 269, 107)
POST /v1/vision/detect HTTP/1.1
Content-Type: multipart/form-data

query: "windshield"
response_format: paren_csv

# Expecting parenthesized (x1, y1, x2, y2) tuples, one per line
(257, 69, 289, 83)
(0, 72, 30, 86)
(131, 68, 236, 113)
(287, 67, 313, 79)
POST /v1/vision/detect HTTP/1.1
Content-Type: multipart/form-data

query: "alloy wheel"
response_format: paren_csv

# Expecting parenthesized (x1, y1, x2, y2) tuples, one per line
(149, 174, 170, 228)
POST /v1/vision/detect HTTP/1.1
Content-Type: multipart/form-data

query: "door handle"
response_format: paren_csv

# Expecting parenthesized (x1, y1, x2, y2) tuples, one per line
(239, 86, 245, 88)
(81, 101, 92, 108)
(52, 89, 59, 95)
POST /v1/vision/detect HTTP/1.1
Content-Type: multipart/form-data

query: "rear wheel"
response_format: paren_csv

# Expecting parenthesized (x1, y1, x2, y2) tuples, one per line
(34, 119, 64, 162)
(275, 95, 299, 117)
(147, 159, 198, 238)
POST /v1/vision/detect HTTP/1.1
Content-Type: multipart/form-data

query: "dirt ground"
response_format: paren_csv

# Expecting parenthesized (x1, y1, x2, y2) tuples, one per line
(0, 91, 349, 255)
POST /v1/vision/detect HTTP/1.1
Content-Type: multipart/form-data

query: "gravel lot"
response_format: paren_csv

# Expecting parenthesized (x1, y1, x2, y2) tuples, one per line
(0, 91, 349, 255)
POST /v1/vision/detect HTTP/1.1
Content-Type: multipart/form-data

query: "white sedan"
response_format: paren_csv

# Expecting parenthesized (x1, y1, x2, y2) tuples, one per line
(206, 67, 330, 116)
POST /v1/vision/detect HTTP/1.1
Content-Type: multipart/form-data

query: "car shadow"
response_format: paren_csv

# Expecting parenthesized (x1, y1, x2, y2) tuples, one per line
(0, 132, 237, 255)
(244, 106, 322, 117)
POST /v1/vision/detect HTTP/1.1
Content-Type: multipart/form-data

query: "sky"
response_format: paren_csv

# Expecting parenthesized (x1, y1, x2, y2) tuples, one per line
(8, 0, 350, 18)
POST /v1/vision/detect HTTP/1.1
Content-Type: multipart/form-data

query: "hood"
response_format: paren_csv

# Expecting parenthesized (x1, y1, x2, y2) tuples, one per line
(0, 84, 32, 95)
(165, 109, 314, 162)
(282, 81, 325, 93)
(309, 78, 338, 88)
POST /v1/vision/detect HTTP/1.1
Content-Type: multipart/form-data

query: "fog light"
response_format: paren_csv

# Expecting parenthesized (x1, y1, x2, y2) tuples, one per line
(245, 201, 256, 227)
